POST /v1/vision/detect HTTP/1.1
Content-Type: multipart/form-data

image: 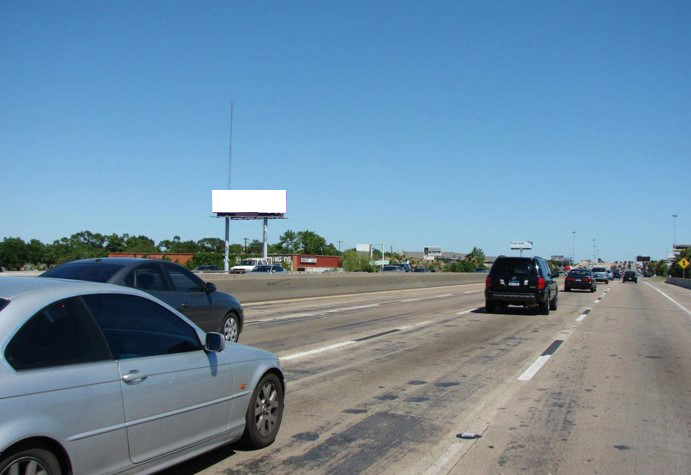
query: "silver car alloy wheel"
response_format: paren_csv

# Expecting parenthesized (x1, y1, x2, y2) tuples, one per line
(1, 457, 51, 475)
(254, 381, 280, 437)
(223, 315, 238, 342)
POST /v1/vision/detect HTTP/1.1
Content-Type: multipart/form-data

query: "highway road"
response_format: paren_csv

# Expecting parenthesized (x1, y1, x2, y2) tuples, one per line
(162, 278, 691, 475)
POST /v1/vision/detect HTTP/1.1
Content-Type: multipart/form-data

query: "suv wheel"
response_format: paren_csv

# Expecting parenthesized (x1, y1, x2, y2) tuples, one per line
(549, 291, 558, 311)
(540, 294, 550, 315)
(485, 300, 496, 314)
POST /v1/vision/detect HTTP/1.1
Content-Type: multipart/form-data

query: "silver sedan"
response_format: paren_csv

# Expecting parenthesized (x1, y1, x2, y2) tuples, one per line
(0, 277, 284, 475)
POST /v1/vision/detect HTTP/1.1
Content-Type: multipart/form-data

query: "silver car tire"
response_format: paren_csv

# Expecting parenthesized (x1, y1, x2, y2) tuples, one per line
(240, 373, 284, 449)
(0, 447, 61, 475)
(221, 313, 240, 342)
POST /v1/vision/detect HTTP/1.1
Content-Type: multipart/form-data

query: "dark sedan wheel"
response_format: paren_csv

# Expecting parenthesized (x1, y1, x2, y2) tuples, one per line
(240, 373, 284, 449)
(0, 448, 61, 475)
(221, 313, 240, 342)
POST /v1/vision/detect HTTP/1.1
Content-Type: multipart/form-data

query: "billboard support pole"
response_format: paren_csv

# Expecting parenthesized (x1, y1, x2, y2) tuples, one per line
(224, 218, 230, 272)
(262, 218, 269, 259)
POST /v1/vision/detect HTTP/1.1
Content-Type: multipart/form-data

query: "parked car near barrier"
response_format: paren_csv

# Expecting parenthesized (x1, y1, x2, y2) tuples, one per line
(0, 277, 284, 475)
(41, 258, 244, 342)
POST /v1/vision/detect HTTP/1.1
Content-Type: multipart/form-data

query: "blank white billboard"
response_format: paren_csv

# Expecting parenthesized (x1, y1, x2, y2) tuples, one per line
(510, 240, 533, 250)
(212, 190, 287, 216)
(356, 244, 371, 253)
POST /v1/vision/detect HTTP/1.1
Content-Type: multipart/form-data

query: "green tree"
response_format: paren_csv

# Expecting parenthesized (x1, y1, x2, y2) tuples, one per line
(123, 235, 157, 253)
(655, 260, 668, 276)
(465, 247, 486, 270)
(341, 249, 374, 272)
(0, 237, 29, 270)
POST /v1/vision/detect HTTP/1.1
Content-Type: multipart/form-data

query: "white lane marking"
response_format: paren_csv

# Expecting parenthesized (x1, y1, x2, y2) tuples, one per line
(325, 303, 380, 313)
(456, 308, 479, 315)
(594, 298, 602, 304)
(424, 442, 465, 475)
(281, 341, 356, 361)
(399, 297, 422, 302)
(463, 290, 483, 294)
(280, 321, 433, 361)
(644, 283, 691, 316)
(430, 293, 454, 299)
(576, 311, 589, 322)
(518, 355, 551, 381)
(398, 320, 433, 331)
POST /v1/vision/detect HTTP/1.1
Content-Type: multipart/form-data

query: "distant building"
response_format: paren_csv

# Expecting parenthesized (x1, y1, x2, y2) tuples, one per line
(270, 255, 341, 273)
(107, 252, 194, 266)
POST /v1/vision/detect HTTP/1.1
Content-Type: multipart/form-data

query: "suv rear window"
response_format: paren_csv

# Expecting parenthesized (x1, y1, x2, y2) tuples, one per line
(592, 267, 606, 272)
(569, 269, 590, 276)
(42, 262, 124, 283)
(491, 258, 538, 276)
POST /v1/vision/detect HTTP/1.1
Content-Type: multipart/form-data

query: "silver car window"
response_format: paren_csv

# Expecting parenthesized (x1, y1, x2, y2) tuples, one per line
(5, 297, 111, 371)
(83, 294, 202, 360)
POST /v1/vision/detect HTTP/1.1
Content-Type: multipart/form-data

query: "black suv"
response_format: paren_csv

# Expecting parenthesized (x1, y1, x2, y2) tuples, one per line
(485, 256, 559, 315)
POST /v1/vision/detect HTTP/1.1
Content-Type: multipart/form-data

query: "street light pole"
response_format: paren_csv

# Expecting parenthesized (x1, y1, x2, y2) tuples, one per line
(572, 231, 576, 266)
(592, 239, 596, 263)
(673, 214, 678, 255)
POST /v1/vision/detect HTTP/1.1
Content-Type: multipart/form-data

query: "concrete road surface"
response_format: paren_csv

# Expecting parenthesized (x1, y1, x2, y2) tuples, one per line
(159, 279, 691, 475)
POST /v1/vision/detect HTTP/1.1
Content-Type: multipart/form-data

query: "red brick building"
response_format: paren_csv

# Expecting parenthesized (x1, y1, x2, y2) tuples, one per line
(271, 255, 341, 272)
(107, 253, 195, 266)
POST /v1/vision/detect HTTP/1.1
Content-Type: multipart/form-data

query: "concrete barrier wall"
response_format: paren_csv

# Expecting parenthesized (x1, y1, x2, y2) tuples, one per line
(204, 272, 486, 303)
(666, 277, 691, 290)
(0, 270, 487, 303)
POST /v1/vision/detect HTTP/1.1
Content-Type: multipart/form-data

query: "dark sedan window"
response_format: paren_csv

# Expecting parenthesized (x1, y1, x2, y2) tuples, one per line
(83, 294, 202, 360)
(0, 298, 8, 312)
(569, 270, 591, 276)
(42, 262, 125, 283)
(165, 264, 204, 292)
(5, 297, 111, 371)
(125, 264, 167, 291)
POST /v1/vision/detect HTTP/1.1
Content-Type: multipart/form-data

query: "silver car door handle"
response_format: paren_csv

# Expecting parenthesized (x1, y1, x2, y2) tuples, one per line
(122, 371, 147, 384)
(181, 303, 191, 308)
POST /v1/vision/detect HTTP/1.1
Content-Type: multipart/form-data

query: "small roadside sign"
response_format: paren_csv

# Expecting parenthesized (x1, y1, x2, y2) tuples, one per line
(679, 257, 690, 269)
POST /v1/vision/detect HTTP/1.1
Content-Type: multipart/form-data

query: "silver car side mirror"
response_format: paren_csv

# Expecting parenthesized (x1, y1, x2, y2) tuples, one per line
(205, 332, 225, 352)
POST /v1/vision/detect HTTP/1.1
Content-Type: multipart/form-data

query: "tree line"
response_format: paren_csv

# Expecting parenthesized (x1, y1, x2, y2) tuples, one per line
(0, 230, 343, 271)
(0, 230, 489, 273)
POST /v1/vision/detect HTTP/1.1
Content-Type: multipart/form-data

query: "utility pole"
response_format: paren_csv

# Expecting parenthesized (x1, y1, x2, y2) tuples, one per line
(572, 231, 575, 266)
(337, 240, 343, 253)
(243, 238, 249, 252)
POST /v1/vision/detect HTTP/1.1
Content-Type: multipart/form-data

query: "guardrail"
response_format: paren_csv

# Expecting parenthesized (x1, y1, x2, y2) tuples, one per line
(665, 277, 691, 290)
(204, 272, 486, 303)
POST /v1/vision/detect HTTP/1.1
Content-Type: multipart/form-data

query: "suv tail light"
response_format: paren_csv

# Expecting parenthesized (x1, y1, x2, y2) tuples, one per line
(537, 277, 546, 290)
(583, 277, 592, 283)
(485, 276, 491, 288)
(565, 276, 574, 282)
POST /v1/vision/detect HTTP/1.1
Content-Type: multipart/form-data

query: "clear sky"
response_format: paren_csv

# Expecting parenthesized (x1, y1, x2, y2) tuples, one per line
(1, 1, 689, 261)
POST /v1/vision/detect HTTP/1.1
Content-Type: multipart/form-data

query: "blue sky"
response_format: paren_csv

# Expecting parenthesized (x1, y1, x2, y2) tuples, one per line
(1, 1, 689, 261)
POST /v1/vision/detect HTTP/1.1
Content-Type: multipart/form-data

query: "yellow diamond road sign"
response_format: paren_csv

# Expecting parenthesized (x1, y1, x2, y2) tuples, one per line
(680, 257, 690, 269)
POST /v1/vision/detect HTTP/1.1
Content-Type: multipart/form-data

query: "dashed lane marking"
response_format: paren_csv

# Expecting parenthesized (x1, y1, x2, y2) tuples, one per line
(518, 340, 564, 381)
(576, 308, 592, 322)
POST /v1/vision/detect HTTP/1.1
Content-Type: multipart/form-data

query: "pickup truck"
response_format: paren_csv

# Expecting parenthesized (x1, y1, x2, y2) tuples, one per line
(230, 258, 271, 274)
